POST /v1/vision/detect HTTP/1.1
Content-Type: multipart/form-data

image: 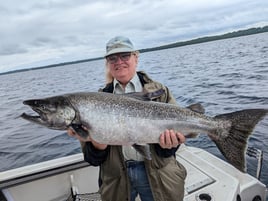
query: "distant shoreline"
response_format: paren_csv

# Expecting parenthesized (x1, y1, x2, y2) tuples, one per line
(1, 26, 267, 76)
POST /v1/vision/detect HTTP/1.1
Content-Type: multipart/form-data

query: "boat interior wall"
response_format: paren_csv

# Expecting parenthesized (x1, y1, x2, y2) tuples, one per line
(0, 154, 89, 189)
(178, 145, 267, 201)
(2, 166, 99, 201)
(0, 154, 99, 201)
(0, 160, 89, 189)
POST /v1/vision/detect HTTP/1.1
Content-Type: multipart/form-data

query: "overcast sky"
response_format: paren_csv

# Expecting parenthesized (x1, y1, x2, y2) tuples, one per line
(0, 0, 267, 73)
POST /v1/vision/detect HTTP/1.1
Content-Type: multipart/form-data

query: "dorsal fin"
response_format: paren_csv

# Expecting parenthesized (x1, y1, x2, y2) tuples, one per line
(187, 103, 205, 114)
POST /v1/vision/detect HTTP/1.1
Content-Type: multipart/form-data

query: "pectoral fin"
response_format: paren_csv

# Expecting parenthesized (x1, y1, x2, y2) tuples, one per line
(70, 123, 89, 139)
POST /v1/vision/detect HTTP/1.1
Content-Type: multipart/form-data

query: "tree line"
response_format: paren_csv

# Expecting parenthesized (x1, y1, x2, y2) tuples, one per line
(139, 26, 268, 53)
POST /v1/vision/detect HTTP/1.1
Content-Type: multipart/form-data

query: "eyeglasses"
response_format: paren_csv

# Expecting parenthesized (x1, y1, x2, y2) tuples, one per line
(106, 52, 132, 64)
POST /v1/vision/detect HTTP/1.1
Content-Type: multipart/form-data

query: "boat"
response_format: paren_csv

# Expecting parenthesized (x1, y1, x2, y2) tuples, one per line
(0, 144, 267, 201)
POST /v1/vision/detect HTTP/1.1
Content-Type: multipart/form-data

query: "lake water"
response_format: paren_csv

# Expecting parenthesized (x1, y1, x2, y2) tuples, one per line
(0, 33, 267, 190)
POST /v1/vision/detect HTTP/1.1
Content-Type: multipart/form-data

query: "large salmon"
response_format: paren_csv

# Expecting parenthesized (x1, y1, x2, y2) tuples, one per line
(21, 90, 267, 172)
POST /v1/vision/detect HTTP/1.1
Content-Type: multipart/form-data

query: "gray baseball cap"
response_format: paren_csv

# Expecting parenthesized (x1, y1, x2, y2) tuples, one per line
(105, 36, 135, 57)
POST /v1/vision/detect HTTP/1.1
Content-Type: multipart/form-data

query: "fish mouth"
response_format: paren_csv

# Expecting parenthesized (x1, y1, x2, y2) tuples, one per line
(20, 112, 48, 125)
(21, 113, 40, 119)
(22, 99, 48, 121)
(21, 101, 49, 125)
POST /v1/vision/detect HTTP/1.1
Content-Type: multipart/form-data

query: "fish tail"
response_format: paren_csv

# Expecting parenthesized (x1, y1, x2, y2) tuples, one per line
(213, 109, 267, 172)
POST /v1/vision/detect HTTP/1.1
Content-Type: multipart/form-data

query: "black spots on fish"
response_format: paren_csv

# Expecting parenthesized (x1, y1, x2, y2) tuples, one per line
(213, 127, 247, 172)
(215, 109, 268, 135)
(52, 96, 70, 107)
(215, 109, 267, 121)
(213, 109, 268, 172)
(144, 103, 174, 119)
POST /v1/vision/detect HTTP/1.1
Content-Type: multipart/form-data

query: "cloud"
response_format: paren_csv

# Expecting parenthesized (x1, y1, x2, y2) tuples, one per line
(0, 0, 267, 73)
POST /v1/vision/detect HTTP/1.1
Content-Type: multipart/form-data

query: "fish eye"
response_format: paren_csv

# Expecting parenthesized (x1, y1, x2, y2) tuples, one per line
(40, 104, 46, 110)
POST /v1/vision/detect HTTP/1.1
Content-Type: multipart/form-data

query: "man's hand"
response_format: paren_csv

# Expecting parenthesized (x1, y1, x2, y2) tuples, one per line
(67, 127, 91, 142)
(67, 128, 107, 150)
(159, 129, 185, 149)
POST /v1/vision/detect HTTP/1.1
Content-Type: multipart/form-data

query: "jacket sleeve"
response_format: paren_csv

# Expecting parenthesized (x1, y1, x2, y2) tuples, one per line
(81, 141, 109, 166)
(154, 144, 179, 157)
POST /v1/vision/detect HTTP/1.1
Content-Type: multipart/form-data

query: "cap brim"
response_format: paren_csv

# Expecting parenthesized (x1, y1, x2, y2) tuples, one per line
(105, 47, 134, 57)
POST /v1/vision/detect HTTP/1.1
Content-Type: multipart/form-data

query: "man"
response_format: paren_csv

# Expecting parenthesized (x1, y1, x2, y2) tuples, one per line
(68, 36, 186, 201)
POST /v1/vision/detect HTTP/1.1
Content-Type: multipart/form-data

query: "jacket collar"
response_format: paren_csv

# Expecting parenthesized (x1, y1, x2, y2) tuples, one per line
(102, 71, 151, 93)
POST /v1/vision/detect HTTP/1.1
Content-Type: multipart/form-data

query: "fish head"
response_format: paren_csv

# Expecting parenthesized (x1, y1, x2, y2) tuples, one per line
(21, 96, 76, 130)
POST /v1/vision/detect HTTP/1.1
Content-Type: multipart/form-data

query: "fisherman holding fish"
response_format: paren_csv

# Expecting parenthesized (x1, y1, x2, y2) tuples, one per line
(68, 36, 187, 201)
(21, 35, 268, 200)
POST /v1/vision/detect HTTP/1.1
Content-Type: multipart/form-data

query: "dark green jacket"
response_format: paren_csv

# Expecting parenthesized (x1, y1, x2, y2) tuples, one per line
(81, 71, 186, 201)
